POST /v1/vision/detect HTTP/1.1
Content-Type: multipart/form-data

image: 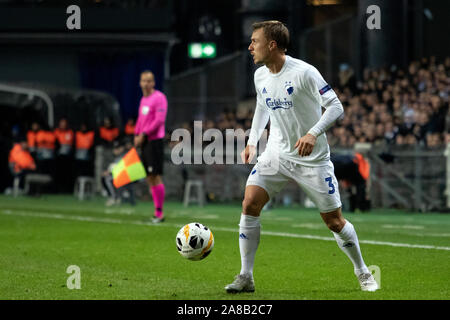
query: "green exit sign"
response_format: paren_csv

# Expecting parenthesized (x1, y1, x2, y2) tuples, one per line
(188, 43, 216, 59)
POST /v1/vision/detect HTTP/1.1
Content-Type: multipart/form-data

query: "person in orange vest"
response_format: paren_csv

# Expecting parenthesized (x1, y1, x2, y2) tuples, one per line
(54, 118, 74, 156)
(54, 118, 75, 193)
(27, 121, 40, 157)
(35, 124, 56, 185)
(124, 118, 136, 137)
(75, 123, 95, 177)
(8, 137, 36, 189)
(9, 139, 36, 173)
(331, 152, 371, 212)
(99, 117, 119, 146)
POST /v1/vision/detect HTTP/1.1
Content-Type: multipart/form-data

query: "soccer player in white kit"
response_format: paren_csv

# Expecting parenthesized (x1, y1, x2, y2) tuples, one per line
(225, 21, 378, 293)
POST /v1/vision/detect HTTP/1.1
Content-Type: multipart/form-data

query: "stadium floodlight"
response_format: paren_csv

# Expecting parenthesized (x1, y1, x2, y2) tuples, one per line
(188, 42, 216, 59)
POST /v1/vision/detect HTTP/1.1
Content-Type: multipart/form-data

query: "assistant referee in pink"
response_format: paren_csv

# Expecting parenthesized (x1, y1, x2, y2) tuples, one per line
(134, 70, 168, 223)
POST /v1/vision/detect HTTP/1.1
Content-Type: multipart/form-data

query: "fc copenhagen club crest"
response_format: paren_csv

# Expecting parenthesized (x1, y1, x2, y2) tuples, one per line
(285, 81, 294, 95)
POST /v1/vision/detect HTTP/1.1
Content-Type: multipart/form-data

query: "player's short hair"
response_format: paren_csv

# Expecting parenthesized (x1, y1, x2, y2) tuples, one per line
(140, 70, 154, 78)
(252, 20, 290, 52)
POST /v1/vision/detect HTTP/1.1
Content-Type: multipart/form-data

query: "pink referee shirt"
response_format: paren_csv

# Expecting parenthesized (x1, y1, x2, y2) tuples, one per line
(134, 90, 168, 141)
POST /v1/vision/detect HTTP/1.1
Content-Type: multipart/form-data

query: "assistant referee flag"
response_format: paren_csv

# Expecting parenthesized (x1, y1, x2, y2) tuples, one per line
(112, 147, 147, 188)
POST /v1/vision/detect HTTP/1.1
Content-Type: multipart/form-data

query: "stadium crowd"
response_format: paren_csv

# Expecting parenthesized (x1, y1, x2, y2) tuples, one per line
(8, 56, 449, 195)
(331, 56, 449, 148)
(170, 56, 449, 150)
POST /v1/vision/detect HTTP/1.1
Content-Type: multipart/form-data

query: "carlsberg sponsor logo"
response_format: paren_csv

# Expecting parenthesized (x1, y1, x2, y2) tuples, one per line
(265, 98, 293, 110)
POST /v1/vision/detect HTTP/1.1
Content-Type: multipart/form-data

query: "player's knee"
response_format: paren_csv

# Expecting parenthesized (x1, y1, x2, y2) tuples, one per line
(242, 197, 262, 216)
(325, 219, 345, 233)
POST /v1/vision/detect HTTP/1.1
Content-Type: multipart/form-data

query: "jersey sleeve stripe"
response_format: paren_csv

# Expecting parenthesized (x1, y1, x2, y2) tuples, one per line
(319, 84, 332, 95)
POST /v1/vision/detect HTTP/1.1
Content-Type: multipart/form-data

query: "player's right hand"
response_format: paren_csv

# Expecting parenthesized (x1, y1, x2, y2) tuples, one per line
(241, 145, 256, 164)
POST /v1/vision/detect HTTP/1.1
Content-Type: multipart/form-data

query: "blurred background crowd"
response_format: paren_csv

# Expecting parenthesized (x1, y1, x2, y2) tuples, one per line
(168, 55, 449, 150)
(2, 0, 449, 210)
(7, 55, 449, 198)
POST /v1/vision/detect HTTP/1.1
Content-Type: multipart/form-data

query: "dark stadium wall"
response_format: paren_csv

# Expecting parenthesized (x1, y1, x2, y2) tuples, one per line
(0, 48, 81, 87)
(79, 52, 165, 125)
(358, 0, 450, 70)
(421, 0, 450, 60)
(358, 0, 407, 70)
(0, 47, 165, 129)
(0, 4, 174, 32)
(410, 0, 450, 61)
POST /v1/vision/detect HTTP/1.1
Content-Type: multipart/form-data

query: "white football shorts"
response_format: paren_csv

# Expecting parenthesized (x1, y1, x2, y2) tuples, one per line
(246, 157, 342, 213)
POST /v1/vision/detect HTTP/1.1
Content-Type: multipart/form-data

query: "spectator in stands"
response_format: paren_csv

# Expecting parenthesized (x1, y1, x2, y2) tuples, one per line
(54, 118, 74, 193)
(426, 132, 443, 149)
(205, 120, 215, 130)
(99, 117, 119, 146)
(75, 123, 95, 177)
(181, 122, 193, 134)
(338, 63, 357, 94)
(384, 120, 397, 144)
(167, 55, 448, 152)
(328, 56, 449, 148)
(412, 111, 431, 143)
(397, 133, 417, 146)
(236, 108, 248, 127)
(445, 132, 450, 145)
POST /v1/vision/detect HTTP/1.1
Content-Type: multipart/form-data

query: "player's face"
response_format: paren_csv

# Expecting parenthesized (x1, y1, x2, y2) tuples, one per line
(140, 72, 155, 95)
(248, 28, 271, 65)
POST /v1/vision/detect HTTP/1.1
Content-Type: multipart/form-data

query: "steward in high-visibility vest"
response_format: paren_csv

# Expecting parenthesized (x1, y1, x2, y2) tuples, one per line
(75, 124, 95, 161)
(8, 141, 36, 174)
(124, 118, 136, 136)
(35, 129, 56, 161)
(330, 152, 371, 212)
(352, 152, 370, 181)
(54, 118, 75, 193)
(54, 118, 74, 156)
(75, 123, 95, 177)
(27, 122, 40, 155)
(99, 117, 119, 145)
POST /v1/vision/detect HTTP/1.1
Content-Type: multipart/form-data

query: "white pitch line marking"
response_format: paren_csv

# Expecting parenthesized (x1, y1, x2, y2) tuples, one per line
(2, 209, 450, 251)
(191, 215, 219, 220)
(291, 223, 323, 230)
(382, 224, 424, 230)
(271, 217, 293, 221)
(405, 233, 450, 238)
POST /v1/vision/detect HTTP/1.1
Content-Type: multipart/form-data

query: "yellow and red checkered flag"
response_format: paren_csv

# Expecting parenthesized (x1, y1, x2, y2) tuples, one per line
(111, 147, 147, 188)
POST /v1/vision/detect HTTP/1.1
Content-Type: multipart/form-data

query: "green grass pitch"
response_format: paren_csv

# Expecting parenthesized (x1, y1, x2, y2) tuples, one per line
(0, 195, 449, 300)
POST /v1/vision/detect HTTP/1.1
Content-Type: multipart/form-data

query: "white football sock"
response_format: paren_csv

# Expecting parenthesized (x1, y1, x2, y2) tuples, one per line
(332, 220, 369, 276)
(239, 214, 260, 277)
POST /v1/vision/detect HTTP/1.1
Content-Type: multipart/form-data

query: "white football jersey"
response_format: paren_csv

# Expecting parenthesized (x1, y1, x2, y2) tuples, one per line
(249, 55, 342, 166)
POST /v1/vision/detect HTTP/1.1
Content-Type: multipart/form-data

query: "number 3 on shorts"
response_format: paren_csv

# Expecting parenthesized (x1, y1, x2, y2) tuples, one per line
(325, 176, 335, 194)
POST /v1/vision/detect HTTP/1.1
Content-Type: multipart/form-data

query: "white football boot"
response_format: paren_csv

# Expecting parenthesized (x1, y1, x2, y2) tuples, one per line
(151, 216, 165, 224)
(225, 274, 255, 293)
(358, 273, 379, 292)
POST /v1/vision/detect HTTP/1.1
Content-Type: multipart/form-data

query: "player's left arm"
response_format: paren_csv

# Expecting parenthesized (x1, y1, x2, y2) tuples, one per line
(296, 68, 344, 157)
